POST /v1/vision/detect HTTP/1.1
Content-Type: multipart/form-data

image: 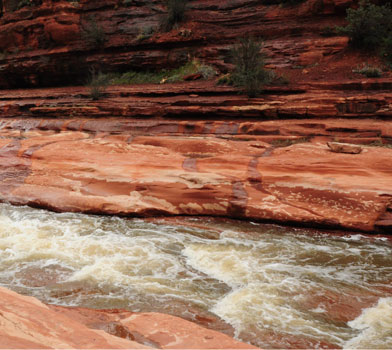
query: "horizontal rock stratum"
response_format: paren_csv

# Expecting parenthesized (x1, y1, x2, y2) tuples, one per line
(0, 286, 256, 349)
(0, 110, 391, 233)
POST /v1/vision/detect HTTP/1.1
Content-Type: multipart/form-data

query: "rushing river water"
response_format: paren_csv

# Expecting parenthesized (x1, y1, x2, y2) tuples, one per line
(0, 203, 391, 348)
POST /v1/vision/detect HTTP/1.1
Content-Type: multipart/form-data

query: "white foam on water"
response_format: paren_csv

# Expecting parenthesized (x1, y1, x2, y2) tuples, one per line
(183, 231, 392, 347)
(344, 297, 392, 349)
(183, 242, 354, 346)
(1, 203, 392, 349)
(0, 204, 224, 309)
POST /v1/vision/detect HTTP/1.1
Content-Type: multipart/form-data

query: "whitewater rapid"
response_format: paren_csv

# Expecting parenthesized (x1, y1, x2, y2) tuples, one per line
(0, 203, 391, 348)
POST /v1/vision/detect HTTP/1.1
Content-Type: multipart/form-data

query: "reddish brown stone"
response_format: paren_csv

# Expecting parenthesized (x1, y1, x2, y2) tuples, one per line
(45, 21, 80, 45)
(183, 73, 202, 81)
(327, 142, 362, 154)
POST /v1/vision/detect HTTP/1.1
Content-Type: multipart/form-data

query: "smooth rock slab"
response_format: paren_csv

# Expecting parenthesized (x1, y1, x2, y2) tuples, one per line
(0, 287, 149, 349)
(0, 129, 391, 232)
(0, 287, 256, 349)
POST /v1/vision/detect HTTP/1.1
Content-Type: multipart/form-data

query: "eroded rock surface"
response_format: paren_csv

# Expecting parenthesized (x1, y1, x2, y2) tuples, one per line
(0, 107, 391, 232)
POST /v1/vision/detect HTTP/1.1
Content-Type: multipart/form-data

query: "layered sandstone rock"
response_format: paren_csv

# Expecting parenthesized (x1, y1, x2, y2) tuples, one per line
(0, 80, 391, 233)
(0, 286, 256, 349)
(1, 80, 392, 120)
(0, 0, 354, 88)
(0, 108, 391, 233)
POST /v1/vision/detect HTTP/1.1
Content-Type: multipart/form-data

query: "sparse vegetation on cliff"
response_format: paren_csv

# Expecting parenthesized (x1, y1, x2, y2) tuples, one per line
(230, 37, 273, 97)
(87, 68, 108, 100)
(161, 0, 187, 32)
(337, 0, 392, 56)
(82, 16, 107, 48)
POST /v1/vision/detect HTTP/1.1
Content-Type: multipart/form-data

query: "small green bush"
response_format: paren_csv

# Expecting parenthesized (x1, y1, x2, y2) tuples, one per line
(352, 63, 382, 77)
(337, 0, 392, 50)
(161, 0, 186, 32)
(197, 64, 216, 79)
(82, 16, 106, 48)
(230, 37, 273, 97)
(87, 68, 109, 100)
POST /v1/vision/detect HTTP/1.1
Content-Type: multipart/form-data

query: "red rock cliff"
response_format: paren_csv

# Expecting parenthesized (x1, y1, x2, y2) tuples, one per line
(0, 0, 353, 87)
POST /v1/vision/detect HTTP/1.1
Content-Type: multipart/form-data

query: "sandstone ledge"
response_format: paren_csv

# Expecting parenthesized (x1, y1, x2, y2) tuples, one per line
(0, 118, 391, 233)
(0, 286, 256, 349)
(1, 80, 392, 120)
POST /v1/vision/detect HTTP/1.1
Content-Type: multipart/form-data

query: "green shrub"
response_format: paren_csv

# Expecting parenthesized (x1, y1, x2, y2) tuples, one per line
(337, 0, 392, 50)
(87, 68, 109, 100)
(82, 16, 106, 48)
(230, 37, 273, 97)
(161, 0, 187, 32)
(197, 64, 216, 79)
(352, 63, 382, 77)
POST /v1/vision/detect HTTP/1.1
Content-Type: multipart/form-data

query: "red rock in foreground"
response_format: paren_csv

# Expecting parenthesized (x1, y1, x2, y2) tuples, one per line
(0, 287, 256, 349)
